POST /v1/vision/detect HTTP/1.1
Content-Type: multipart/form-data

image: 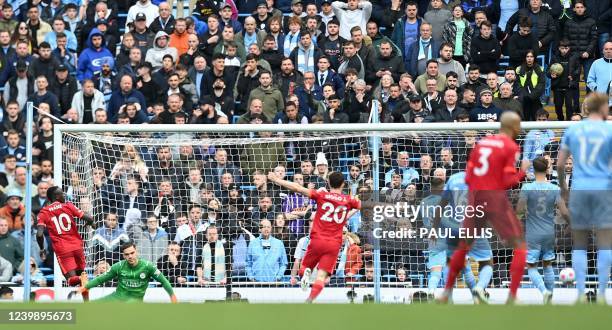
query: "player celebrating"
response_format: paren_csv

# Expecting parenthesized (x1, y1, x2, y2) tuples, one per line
(78, 242, 178, 302)
(557, 93, 612, 304)
(439, 112, 530, 304)
(268, 171, 361, 303)
(36, 186, 95, 301)
(516, 156, 569, 304)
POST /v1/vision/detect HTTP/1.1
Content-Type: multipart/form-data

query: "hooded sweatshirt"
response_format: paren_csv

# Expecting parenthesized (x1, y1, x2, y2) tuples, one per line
(76, 28, 115, 81)
(144, 31, 178, 70)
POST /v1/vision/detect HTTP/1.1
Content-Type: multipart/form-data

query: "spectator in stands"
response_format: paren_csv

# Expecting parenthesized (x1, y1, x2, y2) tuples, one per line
(0, 189, 24, 230)
(441, 5, 472, 66)
(505, 0, 555, 54)
(199, 15, 222, 63)
(385, 151, 419, 188)
(240, 125, 286, 176)
(202, 53, 237, 99)
(522, 109, 555, 162)
(71, 79, 106, 124)
(126, 0, 159, 28)
(0, 216, 22, 268)
(564, 1, 597, 94)
(196, 225, 229, 285)
(251, 194, 278, 222)
(470, 20, 500, 75)
(549, 39, 580, 120)
(437, 147, 460, 175)
(0, 257, 12, 282)
(318, 18, 344, 71)
(91, 212, 130, 262)
(587, 41, 612, 106)
(0, 155, 18, 188)
(249, 70, 285, 121)
(485, 72, 500, 98)
(28, 42, 59, 82)
(290, 31, 322, 76)
(437, 43, 466, 85)
(5, 167, 37, 198)
(236, 16, 266, 54)
(31, 181, 48, 215)
(11, 257, 46, 287)
(157, 242, 188, 286)
(367, 40, 405, 86)
(406, 22, 439, 78)
(506, 16, 539, 68)
(27, 76, 61, 118)
(145, 31, 178, 71)
(493, 82, 523, 118)
(118, 47, 142, 80)
(0, 5, 16, 36)
(434, 88, 466, 122)
(2, 59, 31, 111)
(108, 75, 147, 123)
(134, 215, 169, 263)
(391, 1, 422, 66)
(422, 0, 450, 42)
(235, 54, 262, 112)
(44, 17, 77, 51)
(77, 28, 114, 82)
(516, 50, 545, 121)
(422, 77, 443, 112)
(132, 13, 156, 55)
(0, 39, 31, 87)
(350, 26, 374, 71)
(51, 32, 77, 76)
(331, 0, 371, 41)
(149, 2, 175, 35)
(26, 6, 51, 50)
(470, 88, 502, 122)
(261, 35, 283, 74)
(274, 57, 304, 97)
(246, 219, 288, 282)
(0, 129, 26, 166)
(50, 65, 78, 115)
(414, 60, 446, 94)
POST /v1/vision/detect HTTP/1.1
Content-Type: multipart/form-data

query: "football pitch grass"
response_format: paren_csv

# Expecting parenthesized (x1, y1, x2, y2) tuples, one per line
(3, 303, 612, 330)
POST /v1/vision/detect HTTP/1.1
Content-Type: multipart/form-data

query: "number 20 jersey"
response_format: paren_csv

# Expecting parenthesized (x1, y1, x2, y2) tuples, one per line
(309, 189, 361, 246)
(465, 134, 526, 191)
(37, 201, 85, 253)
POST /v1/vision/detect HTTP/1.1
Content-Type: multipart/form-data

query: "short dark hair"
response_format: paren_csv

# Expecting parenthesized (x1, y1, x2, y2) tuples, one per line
(446, 71, 458, 79)
(468, 64, 480, 72)
(0, 285, 13, 296)
(426, 59, 438, 67)
(47, 186, 59, 200)
(120, 241, 136, 252)
(559, 38, 570, 47)
(533, 156, 548, 173)
(328, 171, 345, 189)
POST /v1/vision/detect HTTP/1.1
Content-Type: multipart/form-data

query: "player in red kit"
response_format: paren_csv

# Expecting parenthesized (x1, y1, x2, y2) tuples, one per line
(439, 112, 531, 304)
(36, 186, 96, 301)
(268, 171, 360, 303)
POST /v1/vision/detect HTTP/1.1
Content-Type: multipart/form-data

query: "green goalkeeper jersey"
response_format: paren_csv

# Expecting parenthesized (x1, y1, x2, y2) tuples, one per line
(85, 259, 174, 300)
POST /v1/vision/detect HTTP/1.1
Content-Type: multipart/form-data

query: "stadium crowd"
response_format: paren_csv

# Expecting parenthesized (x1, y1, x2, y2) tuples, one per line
(0, 0, 610, 288)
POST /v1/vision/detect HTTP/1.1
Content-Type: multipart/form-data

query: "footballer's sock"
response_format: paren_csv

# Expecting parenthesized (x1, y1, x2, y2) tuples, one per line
(463, 264, 476, 289)
(67, 276, 81, 287)
(597, 249, 612, 298)
(444, 244, 468, 291)
(572, 250, 588, 296)
(476, 265, 493, 290)
(428, 270, 442, 293)
(528, 267, 546, 293)
(307, 280, 325, 302)
(543, 265, 555, 292)
(509, 248, 527, 298)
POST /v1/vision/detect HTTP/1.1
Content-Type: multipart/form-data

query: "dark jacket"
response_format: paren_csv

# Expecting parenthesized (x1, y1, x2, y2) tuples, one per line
(505, 7, 556, 51)
(107, 89, 147, 123)
(28, 56, 60, 82)
(391, 16, 423, 57)
(469, 104, 503, 122)
(507, 32, 540, 67)
(274, 70, 304, 98)
(405, 38, 441, 78)
(149, 16, 176, 35)
(365, 50, 405, 85)
(549, 51, 580, 90)
(49, 75, 79, 114)
(470, 34, 501, 75)
(563, 13, 598, 58)
(433, 105, 467, 122)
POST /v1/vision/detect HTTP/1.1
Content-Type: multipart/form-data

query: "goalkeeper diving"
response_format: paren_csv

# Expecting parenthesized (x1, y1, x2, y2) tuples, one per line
(78, 242, 177, 303)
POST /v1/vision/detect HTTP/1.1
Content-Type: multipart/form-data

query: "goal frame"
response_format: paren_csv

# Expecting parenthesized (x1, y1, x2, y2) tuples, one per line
(53, 121, 574, 302)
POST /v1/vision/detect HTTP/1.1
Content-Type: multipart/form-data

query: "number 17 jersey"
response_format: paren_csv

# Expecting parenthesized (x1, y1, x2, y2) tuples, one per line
(309, 189, 361, 245)
(37, 201, 85, 253)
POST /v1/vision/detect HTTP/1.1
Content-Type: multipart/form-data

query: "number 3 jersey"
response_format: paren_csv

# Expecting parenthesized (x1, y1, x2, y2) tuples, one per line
(465, 134, 526, 191)
(37, 201, 85, 253)
(309, 189, 361, 246)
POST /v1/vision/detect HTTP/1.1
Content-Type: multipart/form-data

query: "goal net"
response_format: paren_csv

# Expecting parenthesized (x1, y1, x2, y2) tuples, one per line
(54, 123, 587, 303)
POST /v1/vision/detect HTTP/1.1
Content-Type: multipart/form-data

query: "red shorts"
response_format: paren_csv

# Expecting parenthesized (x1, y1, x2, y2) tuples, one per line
(301, 239, 341, 275)
(56, 249, 86, 275)
(463, 190, 523, 241)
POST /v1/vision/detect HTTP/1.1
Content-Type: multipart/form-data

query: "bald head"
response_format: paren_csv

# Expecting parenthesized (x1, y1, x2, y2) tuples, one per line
(500, 111, 521, 138)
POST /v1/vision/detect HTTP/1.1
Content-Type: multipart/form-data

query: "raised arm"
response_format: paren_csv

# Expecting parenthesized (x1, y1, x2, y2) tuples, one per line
(267, 172, 311, 197)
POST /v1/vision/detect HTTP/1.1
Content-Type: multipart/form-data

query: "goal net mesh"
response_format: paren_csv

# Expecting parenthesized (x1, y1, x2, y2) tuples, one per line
(57, 127, 586, 296)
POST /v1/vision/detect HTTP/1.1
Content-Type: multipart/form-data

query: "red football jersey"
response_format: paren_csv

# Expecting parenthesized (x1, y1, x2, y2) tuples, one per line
(309, 189, 361, 245)
(465, 134, 526, 190)
(37, 201, 85, 253)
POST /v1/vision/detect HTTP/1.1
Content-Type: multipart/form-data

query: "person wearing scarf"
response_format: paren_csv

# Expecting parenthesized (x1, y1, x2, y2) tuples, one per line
(290, 31, 322, 75)
(197, 225, 228, 284)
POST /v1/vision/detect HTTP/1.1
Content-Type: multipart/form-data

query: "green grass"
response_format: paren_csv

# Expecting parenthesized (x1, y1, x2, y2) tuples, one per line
(3, 303, 612, 330)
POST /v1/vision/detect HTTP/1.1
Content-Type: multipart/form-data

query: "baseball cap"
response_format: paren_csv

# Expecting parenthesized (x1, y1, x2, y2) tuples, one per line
(55, 64, 68, 71)
(480, 89, 493, 96)
(291, 0, 302, 5)
(408, 94, 422, 102)
(321, 0, 332, 5)
(16, 60, 28, 71)
(6, 189, 22, 200)
(220, 1, 232, 9)
(96, 19, 108, 26)
(135, 12, 147, 21)
(256, 0, 267, 8)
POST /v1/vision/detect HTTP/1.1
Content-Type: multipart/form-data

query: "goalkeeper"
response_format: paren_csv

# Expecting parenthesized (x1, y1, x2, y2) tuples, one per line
(78, 242, 177, 303)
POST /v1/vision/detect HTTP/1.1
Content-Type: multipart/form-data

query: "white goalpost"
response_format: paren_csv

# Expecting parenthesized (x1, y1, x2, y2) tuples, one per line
(51, 121, 596, 304)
